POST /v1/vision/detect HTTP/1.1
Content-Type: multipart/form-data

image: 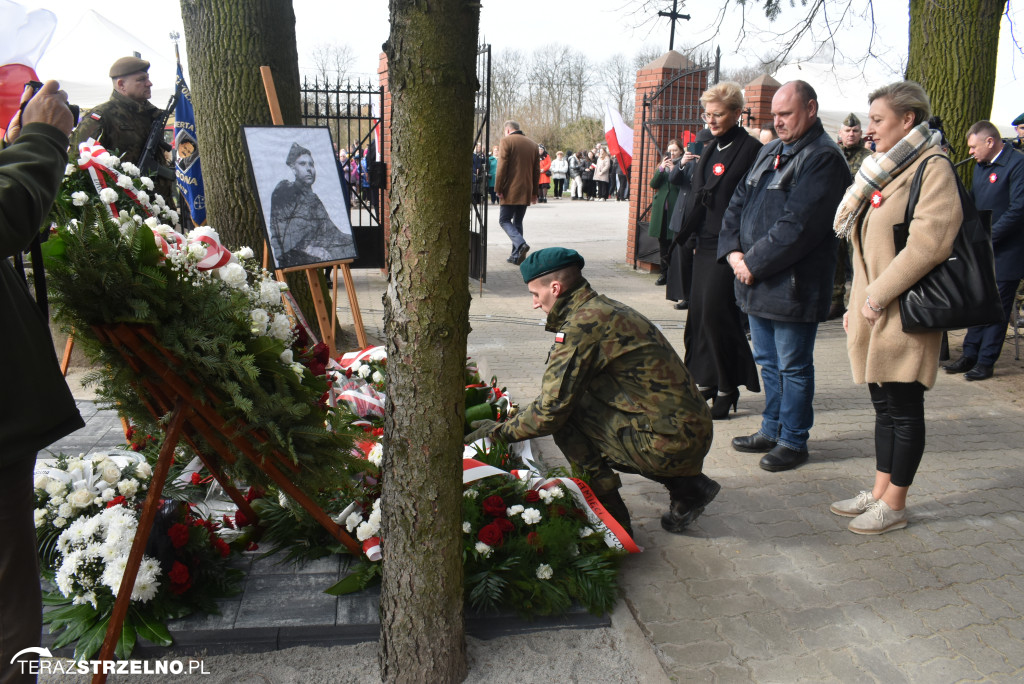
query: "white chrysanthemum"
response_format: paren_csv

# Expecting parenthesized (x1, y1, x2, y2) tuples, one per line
(268, 313, 292, 341)
(535, 563, 553, 580)
(506, 505, 524, 517)
(116, 174, 134, 189)
(135, 462, 152, 480)
(120, 161, 139, 176)
(218, 262, 248, 289)
(71, 191, 89, 206)
(475, 542, 492, 557)
(132, 558, 161, 602)
(101, 555, 128, 593)
(357, 364, 372, 378)
(345, 512, 364, 532)
(280, 349, 294, 365)
(367, 442, 383, 466)
(98, 188, 118, 204)
(462, 522, 472, 534)
(236, 246, 255, 260)
(521, 508, 542, 525)
(250, 308, 269, 335)
(65, 163, 76, 176)
(579, 526, 596, 538)
(463, 489, 479, 499)
(117, 479, 139, 498)
(140, 177, 154, 191)
(371, 371, 384, 384)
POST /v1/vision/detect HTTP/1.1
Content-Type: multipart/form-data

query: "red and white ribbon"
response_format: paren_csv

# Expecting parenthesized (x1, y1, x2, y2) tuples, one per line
(76, 141, 152, 219)
(362, 537, 382, 562)
(192, 234, 232, 271)
(339, 345, 385, 368)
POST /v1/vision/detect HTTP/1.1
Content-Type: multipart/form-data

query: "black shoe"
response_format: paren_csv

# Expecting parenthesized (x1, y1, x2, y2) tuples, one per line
(512, 243, 530, 266)
(654, 274, 667, 286)
(964, 364, 993, 381)
(827, 302, 846, 320)
(943, 356, 976, 373)
(759, 444, 809, 472)
(674, 300, 689, 310)
(710, 390, 739, 420)
(660, 475, 721, 533)
(506, 253, 517, 264)
(732, 433, 776, 453)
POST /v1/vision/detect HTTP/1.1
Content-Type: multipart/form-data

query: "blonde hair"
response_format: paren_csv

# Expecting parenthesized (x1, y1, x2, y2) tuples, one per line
(868, 81, 931, 126)
(701, 81, 745, 111)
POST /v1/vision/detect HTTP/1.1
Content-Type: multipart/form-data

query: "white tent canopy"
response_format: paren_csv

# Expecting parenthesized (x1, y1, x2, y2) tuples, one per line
(35, 10, 178, 108)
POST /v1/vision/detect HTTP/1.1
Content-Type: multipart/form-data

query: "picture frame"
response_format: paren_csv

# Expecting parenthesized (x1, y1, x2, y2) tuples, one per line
(241, 125, 358, 270)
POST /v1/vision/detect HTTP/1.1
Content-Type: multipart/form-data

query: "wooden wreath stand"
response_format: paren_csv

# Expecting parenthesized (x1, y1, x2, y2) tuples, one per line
(88, 323, 360, 684)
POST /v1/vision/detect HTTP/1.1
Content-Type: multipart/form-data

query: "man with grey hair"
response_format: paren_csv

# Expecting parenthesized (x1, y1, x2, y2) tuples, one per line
(494, 120, 540, 265)
(942, 120, 1024, 380)
(719, 80, 852, 472)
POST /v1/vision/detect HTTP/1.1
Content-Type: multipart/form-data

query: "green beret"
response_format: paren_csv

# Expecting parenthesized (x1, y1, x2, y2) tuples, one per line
(520, 247, 585, 283)
(286, 142, 312, 165)
(842, 113, 861, 128)
(109, 56, 150, 79)
(1013, 112, 1024, 127)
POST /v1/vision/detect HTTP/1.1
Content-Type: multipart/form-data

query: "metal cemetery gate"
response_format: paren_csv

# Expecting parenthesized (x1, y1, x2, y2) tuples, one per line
(469, 44, 491, 283)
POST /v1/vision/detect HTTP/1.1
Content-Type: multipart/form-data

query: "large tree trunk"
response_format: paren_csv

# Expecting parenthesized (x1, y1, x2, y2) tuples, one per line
(179, 0, 343, 343)
(906, 0, 1006, 168)
(378, 0, 480, 681)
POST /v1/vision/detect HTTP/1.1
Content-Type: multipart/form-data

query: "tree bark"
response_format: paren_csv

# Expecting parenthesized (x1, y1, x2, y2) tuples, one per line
(378, 0, 480, 681)
(906, 0, 1005, 169)
(179, 0, 344, 343)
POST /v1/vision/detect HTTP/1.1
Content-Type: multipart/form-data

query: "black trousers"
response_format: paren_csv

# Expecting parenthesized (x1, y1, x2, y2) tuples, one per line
(0, 458, 41, 684)
(868, 382, 926, 487)
(552, 178, 565, 196)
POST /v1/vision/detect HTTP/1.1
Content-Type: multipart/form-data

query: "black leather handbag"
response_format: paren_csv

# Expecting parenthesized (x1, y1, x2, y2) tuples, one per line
(893, 155, 1003, 333)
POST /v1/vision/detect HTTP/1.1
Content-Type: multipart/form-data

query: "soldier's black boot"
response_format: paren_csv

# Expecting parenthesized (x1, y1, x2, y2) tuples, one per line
(594, 488, 633, 537)
(659, 474, 721, 534)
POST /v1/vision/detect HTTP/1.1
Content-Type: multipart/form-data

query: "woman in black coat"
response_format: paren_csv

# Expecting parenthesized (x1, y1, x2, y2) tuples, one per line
(677, 82, 762, 419)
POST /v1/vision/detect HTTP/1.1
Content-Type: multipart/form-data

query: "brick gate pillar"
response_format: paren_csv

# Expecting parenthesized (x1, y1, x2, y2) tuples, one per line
(377, 52, 392, 244)
(745, 74, 781, 130)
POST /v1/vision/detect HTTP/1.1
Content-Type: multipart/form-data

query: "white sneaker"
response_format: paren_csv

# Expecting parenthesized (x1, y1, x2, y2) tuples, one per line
(848, 500, 908, 535)
(830, 490, 876, 517)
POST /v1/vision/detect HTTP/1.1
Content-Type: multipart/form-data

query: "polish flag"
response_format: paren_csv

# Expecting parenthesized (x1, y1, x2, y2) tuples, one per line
(0, 1, 57, 139)
(604, 102, 633, 173)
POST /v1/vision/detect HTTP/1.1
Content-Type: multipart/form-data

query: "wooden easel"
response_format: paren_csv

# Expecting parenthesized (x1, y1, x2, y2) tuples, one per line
(90, 323, 361, 684)
(259, 66, 368, 355)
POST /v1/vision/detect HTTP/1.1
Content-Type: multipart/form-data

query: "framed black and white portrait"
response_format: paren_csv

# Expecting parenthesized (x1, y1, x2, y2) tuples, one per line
(241, 125, 357, 270)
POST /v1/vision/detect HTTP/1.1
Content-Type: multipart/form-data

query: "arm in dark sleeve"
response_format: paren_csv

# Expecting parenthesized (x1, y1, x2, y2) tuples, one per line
(717, 168, 750, 262)
(741, 154, 851, 279)
(649, 169, 667, 190)
(667, 162, 693, 188)
(991, 156, 1024, 250)
(0, 123, 69, 258)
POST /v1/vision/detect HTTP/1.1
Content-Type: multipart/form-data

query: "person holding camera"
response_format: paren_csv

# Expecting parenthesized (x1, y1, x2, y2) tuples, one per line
(1, 80, 85, 684)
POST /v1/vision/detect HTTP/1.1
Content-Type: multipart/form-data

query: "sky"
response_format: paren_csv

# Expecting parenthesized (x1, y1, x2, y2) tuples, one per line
(11, 0, 1024, 128)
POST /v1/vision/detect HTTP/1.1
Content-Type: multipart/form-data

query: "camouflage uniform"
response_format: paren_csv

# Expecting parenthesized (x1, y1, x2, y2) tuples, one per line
(832, 143, 873, 309)
(71, 90, 175, 204)
(494, 278, 713, 497)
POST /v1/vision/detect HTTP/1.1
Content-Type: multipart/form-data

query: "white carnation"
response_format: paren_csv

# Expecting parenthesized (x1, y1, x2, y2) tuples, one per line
(135, 190, 149, 205)
(260, 280, 281, 306)
(120, 161, 140, 176)
(71, 191, 89, 206)
(535, 563, 553, 580)
(371, 371, 384, 384)
(218, 262, 248, 289)
(98, 188, 118, 204)
(58, 503, 73, 518)
(521, 508, 542, 525)
(188, 226, 220, 242)
(140, 177, 154, 191)
(144, 216, 159, 229)
(463, 522, 472, 534)
(475, 542, 492, 557)
(116, 174, 134, 189)
(367, 442, 383, 466)
(64, 163, 76, 176)
(345, 512, 364, 532)
(280, 349, 294, 365)
(236, 246, 255, 260)
(250, 308, 269, 335)
(53, 517, 67, 528)
(506, 505, 524, 517)
(117, 479, 139, 498)
(268, 313, 292, 341)
(357, 364, 372, 378)
(34, 508, 48, 528)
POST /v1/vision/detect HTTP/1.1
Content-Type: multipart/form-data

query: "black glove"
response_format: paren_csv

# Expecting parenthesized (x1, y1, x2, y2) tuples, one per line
(465, 419, 498, 444)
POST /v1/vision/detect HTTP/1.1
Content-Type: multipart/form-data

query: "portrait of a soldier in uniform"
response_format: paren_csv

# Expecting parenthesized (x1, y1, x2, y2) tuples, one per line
(242, 126, 357, 270)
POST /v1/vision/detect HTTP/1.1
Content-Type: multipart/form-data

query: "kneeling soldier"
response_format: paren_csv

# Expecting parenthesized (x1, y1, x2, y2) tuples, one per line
(467, 247, 719, 534)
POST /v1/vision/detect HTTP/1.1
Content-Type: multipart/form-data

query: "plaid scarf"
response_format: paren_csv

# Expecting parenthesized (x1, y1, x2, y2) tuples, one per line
(833, 123, 938, 239)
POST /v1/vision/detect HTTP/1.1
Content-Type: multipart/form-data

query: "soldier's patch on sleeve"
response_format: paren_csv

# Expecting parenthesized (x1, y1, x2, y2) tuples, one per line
(89, 113, 101, 121)
(554, 332, 566, 344)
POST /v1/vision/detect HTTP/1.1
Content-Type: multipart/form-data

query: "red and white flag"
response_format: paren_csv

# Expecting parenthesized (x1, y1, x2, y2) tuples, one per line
(604, 102, 633, 173)
(0, 1, 56, 139)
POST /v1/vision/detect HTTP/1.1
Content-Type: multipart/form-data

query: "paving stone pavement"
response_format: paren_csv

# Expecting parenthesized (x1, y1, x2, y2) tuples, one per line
(60, 197, 1024, 682)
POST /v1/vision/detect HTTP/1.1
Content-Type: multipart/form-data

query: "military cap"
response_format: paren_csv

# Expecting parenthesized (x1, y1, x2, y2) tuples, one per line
(520, 247, 585, 283)
(842, 113, 861, 128)
(286, 142, 312, 165)
(109, 56, 150, 79)
(1013, 112, 1024, 126)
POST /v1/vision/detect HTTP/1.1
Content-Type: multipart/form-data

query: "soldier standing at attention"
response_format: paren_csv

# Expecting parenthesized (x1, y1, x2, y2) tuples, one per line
(71, 56, 175, 204)
(465, 247, 719, 536)
(830, 113, 872, 320)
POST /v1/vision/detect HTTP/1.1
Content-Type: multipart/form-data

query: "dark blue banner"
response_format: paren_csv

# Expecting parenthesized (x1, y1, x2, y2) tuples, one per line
(174, 63, 206, 225)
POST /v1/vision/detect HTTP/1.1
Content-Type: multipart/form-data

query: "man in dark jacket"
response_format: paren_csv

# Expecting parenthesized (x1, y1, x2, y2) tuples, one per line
(494, 120, 540, 265)
(718, 81, 851, 472)
(1, 80, 85, 684)
(942, 121, 1024, 380)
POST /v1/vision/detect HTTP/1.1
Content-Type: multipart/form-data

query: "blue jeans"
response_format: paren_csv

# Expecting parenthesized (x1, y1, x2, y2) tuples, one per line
(748, 315, 818, 452)
(498, 204, 528, 253)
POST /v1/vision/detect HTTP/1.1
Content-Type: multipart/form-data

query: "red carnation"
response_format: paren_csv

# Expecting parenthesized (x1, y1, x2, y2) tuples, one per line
(168, 523, 190, 549)
(308, 358, 326, 377)
(244, 487, 265, 503)
(312, 342, 330, 364)
(190, 472, 203, 485)
(481, 495, 506, 517)
(222, 514, 235, 530)
(168, 561, 190, 585)
(235, 510, 254, 528)
(105, 496, 127, 509)
(527, 531, 540, 547)
(246, 541, 259, 551)
(524, 490, 541, 503)
(211, 537, 231, 558)
(495, 518, 514, 533)
(477, 522, 504, 546)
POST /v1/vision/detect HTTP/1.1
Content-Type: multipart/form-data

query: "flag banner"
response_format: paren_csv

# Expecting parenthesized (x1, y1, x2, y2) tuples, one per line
(603, 102, 633, 173)
(174, 63, 206, 225)
(0, 2, 56, 138)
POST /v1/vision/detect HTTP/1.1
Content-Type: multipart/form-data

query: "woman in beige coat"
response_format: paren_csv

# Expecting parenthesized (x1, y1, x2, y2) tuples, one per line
(831, 81, 961, 535)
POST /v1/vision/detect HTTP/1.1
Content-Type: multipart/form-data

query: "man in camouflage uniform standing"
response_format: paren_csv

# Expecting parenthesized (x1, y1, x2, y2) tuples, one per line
(466, 247, 718, 535)
(829, 113, 872, 320)
(71, 56, 175, 205)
